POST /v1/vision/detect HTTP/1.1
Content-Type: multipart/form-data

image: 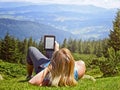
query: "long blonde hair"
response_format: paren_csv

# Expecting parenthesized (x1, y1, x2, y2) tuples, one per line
(48, 48, 78, 86)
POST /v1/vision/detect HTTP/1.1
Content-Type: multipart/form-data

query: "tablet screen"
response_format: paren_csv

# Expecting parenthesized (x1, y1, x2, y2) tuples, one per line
(44, 35, 55, 50)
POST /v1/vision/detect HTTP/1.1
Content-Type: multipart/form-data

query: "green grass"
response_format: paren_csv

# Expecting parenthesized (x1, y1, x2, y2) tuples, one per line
(0, 76, 120, 90)
(0, 59, 120, 90)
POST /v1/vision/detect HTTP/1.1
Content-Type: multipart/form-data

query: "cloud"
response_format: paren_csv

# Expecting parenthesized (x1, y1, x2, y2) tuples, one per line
(0, 0, 120, 9)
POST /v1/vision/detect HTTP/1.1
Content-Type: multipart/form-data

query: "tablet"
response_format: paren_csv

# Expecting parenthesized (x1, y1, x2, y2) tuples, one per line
(44, 35, 55, 50)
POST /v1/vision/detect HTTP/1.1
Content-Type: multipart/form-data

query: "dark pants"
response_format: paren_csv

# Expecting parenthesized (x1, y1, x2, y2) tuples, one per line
(27, 46, 50, 73)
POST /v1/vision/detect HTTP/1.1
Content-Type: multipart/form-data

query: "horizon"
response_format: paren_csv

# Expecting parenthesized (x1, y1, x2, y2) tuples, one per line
(0, 0, 120, 9)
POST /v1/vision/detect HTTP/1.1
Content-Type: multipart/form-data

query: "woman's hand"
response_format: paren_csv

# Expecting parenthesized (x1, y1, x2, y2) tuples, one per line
(54, 41, 59, 51)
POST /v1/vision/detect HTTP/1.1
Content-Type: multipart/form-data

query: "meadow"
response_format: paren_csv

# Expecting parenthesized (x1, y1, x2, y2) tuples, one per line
(0, 54, 120, 90)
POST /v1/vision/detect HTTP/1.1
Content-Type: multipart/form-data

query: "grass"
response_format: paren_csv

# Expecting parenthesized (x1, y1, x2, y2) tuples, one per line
(0, 76, 120, 90)
(0, 59, 120, 90)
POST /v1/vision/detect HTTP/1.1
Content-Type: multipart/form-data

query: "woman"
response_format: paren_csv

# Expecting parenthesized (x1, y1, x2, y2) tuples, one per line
(26, 42, 86, 86)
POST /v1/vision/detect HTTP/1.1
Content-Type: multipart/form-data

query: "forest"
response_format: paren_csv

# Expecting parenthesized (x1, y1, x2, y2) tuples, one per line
(0, 10, 120, 77)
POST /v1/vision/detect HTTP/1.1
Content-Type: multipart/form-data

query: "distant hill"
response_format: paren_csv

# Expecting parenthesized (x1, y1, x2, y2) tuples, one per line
(0, 2, 117, 40)
(0, 18, 74, 43)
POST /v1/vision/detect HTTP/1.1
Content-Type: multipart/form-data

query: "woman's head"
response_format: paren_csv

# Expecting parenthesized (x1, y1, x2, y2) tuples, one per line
(48, 48, 77, 86)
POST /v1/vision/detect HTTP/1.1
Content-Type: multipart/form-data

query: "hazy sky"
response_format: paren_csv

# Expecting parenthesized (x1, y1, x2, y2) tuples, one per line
(0, 0, 120, 9)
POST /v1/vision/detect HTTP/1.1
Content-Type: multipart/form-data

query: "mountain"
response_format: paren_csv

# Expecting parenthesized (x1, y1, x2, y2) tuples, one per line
(0, 18, 74, 43)
(0, 2, 118, 40)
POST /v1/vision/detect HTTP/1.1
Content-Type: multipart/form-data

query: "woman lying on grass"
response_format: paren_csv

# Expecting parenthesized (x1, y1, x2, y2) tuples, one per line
(26, 41, 86, 86)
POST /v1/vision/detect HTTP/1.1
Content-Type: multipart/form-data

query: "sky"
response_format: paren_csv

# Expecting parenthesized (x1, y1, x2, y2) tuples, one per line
(0, 0, 120, 9)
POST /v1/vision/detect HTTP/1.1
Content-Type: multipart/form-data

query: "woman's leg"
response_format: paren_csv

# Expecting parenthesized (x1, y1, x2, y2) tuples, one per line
(26, 46, 50, 75)
(26, 63, 33, 78)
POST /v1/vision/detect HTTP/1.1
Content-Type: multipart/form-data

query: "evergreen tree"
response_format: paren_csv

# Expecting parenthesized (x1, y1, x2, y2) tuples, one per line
(84, 43, 91, 54)
(18, 38, 28, 64)
(99, 47, 120, 76)
(1, 33, 13, 61)
(102, 38, 109, 57)
(78, 39, 83, 54)
(28, 37, 33, 47)
(108, 10, 120, 52)
(96, 40, 103, 57)
(33, 40, 37, 47)
(67, 38, 78, 53)
(67, 37, 73, 52)
(72, 39, 78, 53)
(10, 37, 21, 63)
(83, 41, 91, 54)
(1, 33, 21, 63)
(23, 38, 28, 56)
(61, 38, 67, 48)
(38, 37, 45, 54)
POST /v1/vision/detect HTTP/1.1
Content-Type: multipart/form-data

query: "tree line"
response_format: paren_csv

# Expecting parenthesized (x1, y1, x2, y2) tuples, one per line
(61, 37, 108, 57)
(0, 32, 107, 64)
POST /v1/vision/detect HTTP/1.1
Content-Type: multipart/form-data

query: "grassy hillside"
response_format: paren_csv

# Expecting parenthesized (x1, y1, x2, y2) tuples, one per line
(0, 60, 120, 90)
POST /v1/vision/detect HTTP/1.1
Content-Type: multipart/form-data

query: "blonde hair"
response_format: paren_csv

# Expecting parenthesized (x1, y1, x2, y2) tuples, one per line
(48, 48, 78, 86)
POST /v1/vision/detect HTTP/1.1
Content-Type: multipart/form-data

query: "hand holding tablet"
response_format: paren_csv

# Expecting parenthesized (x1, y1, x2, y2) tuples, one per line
(44, 35, 55, 59)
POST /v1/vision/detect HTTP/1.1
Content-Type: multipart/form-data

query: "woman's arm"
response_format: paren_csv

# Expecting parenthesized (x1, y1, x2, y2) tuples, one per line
(29, 67, 49, 86)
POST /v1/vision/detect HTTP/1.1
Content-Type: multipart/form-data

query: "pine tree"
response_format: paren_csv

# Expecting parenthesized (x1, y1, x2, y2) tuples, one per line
(1, 33, 13, 61)
(10, 37, 21, 63)
(28, 37, 33, 47)
(84, 42, 91, 54)
(61, 38, 67, 48)
(67, 37, 73, 52)
(102, 38, 109, 57)
(33, 40, 37, 47)
(18, 38, 28, 64)
(38, 37, 45, 54)
(23, 38, 28, 56)
(108, 10, 120, 52)
(78, 39, 83, 54)
(96, 40, 103, 57)
(98, 10, 120, 76)
(72, 39, 78, 53)
(1, 33, 21, 63)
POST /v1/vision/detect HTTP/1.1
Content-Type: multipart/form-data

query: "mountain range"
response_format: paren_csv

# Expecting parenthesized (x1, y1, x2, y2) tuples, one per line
(0, 18, 74, 43)
(0, 2, 118, 42)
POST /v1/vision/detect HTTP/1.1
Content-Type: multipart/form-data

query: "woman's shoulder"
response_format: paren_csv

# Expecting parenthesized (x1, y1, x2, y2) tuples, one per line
(75, 60, 86, 79)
